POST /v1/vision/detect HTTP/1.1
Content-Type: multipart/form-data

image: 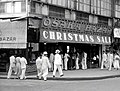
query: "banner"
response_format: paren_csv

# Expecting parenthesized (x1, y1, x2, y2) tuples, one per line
(40, 29, 111, 44)
(0, 20, 27, 48)
(114, 28, 120, 38)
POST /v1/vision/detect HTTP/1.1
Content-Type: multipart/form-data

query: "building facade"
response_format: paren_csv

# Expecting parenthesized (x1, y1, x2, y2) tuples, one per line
(0, 0, 119, 71)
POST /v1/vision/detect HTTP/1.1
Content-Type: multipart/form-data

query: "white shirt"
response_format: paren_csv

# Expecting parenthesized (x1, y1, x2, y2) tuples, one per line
(54, 54, 62, 65)
(64, 53, 69, 61)
(102, 53, 107, 61)
(41, 56, 51, 70)
(10, 56, 16, 67)
(20, 57, 27, 69)
(36, 57, 42, 69)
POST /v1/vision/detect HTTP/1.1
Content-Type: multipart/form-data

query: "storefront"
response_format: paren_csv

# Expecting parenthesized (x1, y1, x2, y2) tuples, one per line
(38, 16, 112, 68)
(0, 19, 27, 71)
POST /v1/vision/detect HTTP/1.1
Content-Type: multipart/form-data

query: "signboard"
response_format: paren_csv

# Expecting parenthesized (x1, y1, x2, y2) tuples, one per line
(0, 20, 27, 48)
(40, 29, 111, 44)
(114, 28, 120, 38)
(41, 16, 112, 36)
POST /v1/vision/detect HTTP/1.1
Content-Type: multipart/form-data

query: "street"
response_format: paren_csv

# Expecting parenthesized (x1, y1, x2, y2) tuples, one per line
(0, 77, 120, 91)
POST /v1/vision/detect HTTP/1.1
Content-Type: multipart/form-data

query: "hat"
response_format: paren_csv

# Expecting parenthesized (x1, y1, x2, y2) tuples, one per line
(43, 51, 48, 55)
(55, 49, 60, 54)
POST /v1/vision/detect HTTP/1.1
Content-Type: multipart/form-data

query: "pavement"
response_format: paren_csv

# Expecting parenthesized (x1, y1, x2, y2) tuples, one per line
(0, 68, 120, 81)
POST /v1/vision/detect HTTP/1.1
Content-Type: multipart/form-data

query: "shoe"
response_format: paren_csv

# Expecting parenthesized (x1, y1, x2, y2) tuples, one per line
(60, 74, 64, 77)
(53, 75, 55, 78)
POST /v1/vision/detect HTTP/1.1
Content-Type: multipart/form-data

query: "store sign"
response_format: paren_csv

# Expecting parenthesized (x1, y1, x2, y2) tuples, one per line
(0, 20, 27, 48)
(41, 17, 112, 36)
(114, 28, 120, 38)
(40, 29, 111, 44)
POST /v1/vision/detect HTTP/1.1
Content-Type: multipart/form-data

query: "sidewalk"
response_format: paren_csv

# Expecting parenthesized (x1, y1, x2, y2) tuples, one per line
(0, 68, 120, 81)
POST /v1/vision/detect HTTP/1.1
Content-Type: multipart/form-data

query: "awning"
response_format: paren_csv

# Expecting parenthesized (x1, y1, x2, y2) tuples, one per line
(0, 20, 27, 49)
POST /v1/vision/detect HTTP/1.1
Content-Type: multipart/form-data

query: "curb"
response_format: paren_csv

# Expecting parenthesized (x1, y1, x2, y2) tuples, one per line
(1, 75, 120, 81)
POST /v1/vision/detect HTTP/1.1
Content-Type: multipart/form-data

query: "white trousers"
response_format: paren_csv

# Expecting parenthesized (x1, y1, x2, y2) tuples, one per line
(82, 59, 87, 70)
(20, 68, 26, 79)
(101, 60, 106, 69)
(76, 58, 79, 69)
(7, 66, 15, 79)
(64, 59, 68, 70)
(53, 64, 63, 76)
(41, 68, 48, 80)
(113, 60, 120, 69)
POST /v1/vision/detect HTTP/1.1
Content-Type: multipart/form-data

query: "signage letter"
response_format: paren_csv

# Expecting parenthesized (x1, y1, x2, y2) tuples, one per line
(49, 31, 55, 39)
(43, 31, 48, 39)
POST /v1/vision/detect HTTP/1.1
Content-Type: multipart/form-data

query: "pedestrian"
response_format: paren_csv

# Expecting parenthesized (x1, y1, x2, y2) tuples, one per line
(64, 52, 70, 70)
(113, 52, 120, 70)
(49, 53, 54, 72)
(20, 54, 27, 80)
(107, 51, 113, 71)
(76, 52, 80, 70)
(7, 54, 16, 79)
(36, 53, 42, 79)
(40, 51, 51, 81)
(53, 49, 64, 77)
(15, 54, 21, 79)
(101, 51, 107, 69)
(81, 51, 87, 70)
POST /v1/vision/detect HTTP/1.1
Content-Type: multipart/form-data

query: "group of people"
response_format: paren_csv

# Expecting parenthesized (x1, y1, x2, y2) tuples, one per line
(101, 51, 120, 71)
(36, 49, 64, 81)
(48, 50, 88, 71)
(7, 49, 120, 81)
(7, 54, 27, 80)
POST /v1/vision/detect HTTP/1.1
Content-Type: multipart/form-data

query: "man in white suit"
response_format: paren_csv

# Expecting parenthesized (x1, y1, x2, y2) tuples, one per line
(53, 49, 64, 77)
(7, 54, 16, 79)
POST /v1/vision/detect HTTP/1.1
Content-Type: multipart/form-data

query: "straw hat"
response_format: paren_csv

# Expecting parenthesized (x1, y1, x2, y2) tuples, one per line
(55, 49, 60, 54)
(43, 51, 48, 55)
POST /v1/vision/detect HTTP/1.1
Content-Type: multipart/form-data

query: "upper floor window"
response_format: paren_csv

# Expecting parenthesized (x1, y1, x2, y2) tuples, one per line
(0, 0, 26, 14)
(76, 11, 89, 22)
(91, 0, 112, 17)
(76, 0, 90, 12)
(115, 0, 120, 18)
(65, 9, 76, 20)
(98, 16, 108, 25)
(49, 5, 65, 18)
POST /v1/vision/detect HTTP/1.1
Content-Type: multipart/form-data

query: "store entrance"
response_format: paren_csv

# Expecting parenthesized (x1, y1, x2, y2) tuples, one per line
(39, 42, 100, 69)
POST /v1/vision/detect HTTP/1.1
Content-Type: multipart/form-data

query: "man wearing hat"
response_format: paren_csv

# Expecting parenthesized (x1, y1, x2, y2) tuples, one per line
(53, 49, 64, 77)
(40, 51, 51, 81)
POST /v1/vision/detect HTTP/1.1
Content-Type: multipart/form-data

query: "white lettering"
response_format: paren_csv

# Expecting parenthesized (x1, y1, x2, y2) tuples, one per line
(89, 36, 94, 42)
(68, 33, 73, 40)
(97, 36, 101, 42)
(85, 35, 89, 42)
(49, 31, 55, 39)
(101, 37, 104, 43)
(56, 32, 62, 40)
(79, 35, 84, 41)
(63, 33, 67, 40)
(43, 31, 48, 39)
(73, 34, 78, 41)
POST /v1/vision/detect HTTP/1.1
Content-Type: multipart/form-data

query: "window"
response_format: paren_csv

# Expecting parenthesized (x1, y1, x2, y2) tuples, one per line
(76, 0, 90, 13)
(115, 0, 120, 18)
(49, 6, 65, 18)
(0, 3, 5, 13)
(98, 16, 108, 25)
(65, 9, 76, 20)
(76, 12, 89, 22)
(0, 1, 26, 14)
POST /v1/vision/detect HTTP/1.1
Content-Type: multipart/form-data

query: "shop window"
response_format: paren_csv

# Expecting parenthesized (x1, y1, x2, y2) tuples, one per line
(49, 5, 65, 18)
